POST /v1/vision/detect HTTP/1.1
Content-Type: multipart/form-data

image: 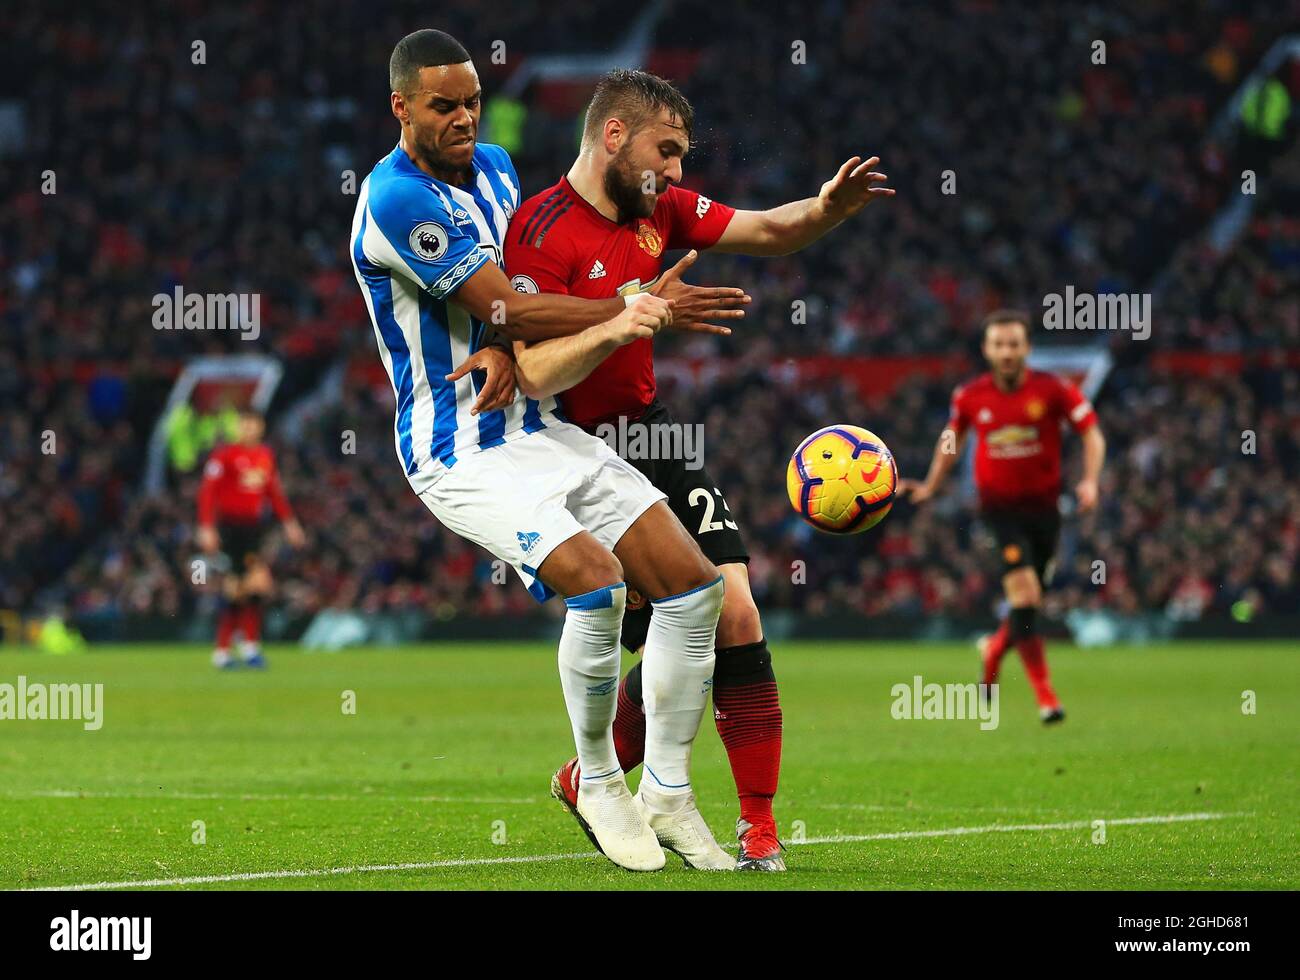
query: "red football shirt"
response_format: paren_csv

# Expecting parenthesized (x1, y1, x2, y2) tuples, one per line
(197, 442, 293, 527)
(948, 369, 1097, 511)
(503, 177, 736, 429)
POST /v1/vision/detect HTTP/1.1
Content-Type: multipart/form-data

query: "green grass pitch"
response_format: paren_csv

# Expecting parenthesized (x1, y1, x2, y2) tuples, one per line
(1, 641, 1295, 890)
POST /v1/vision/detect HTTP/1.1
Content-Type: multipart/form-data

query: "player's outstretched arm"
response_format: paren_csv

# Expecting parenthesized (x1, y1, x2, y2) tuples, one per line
(899, 426, 967, 504)
(1076, 424, 1106, 513)
(711, 156, 894, 257)
(512, 295, 670, 401)
(453, 261, 653, 342)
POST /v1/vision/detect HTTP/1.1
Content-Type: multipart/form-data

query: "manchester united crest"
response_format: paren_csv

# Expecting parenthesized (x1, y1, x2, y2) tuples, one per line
(636, 222, 663, 257)
(1026, 398, 1046, 421)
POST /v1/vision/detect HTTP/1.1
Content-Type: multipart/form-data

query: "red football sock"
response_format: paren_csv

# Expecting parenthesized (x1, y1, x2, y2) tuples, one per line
(611, 669, 646, 772)
(713, 641, 783, 829)
(216, 603, 239, 650)
(1016, 635, 1059, 709)
(240, 600, 263, 646)
(983, 619, 1011, 687)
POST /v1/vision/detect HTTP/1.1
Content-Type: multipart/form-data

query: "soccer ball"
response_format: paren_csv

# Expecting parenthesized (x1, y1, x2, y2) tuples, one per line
(787, 424, 897, 534)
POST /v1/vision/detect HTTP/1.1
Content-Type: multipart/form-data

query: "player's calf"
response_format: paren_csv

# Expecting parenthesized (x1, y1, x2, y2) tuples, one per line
(1007, 605, 1061, 720)
(541, 535, 665, 871)
(212, 595, 240, 670)
(711, 563, 784, 864)
(614, 503, 723, 793)
(238, 594, 267, 668)
(538, 533, 628, 785)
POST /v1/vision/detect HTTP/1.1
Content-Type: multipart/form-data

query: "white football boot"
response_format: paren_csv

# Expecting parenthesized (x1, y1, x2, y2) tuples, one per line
(634, 784, 735, 870)
(570, 777, 666, 872)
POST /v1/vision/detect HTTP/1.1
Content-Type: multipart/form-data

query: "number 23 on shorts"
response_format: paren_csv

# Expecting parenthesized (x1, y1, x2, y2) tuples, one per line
(689, 486, 738, 534)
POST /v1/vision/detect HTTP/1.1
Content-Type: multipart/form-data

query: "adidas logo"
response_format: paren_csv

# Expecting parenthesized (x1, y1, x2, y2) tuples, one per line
(516, 530, 541, 555)
(588, 260, 607, 280)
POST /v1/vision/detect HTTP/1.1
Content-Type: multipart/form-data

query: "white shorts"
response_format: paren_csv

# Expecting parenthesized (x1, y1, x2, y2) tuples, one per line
(416, 422, 667, 601)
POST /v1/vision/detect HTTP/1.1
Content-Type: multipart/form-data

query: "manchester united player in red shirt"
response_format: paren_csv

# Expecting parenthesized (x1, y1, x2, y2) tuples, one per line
(901, 311, 1106, 722)
(504, 69, 893, 870)
(196, 409, 305, 669)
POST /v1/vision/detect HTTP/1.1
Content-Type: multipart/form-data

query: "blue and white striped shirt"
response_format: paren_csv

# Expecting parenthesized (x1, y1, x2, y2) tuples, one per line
(350, 142, 562, 490)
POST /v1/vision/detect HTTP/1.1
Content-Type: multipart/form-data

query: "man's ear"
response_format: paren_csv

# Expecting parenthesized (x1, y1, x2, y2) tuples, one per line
(391, 91, 408, 124)
(603, 118, 626, 155)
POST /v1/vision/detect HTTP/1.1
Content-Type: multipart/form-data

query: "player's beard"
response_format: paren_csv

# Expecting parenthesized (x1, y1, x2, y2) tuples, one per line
(605, 145, 658, 224)
(413, 128, 474, 185)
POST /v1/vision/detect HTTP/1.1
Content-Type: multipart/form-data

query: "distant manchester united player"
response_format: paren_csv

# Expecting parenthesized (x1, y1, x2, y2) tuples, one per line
(504, 69, 893, 869)
(196, 409, 305, 669)
(901, 310, 1106, 723)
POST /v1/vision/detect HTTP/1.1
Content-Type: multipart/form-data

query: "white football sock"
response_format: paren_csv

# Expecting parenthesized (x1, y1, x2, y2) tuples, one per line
(558, 582, 626, 783)
(640, 575, 724, 795)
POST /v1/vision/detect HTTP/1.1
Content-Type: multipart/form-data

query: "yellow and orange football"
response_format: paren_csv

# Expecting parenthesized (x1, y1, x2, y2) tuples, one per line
(787, 424, 897, 534)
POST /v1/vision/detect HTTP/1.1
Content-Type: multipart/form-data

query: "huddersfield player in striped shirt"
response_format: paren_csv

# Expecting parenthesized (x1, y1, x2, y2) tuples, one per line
(350, 30, 750, 871)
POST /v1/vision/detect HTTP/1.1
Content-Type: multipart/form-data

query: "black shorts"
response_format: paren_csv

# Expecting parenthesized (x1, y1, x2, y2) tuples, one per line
(221, 522, 267, 571)
(981, 507, 1060, 583)
(587, 397, 748, 651)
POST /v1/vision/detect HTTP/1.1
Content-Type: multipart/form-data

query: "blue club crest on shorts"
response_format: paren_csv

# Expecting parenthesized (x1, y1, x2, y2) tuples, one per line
(517, 531, 541, 555)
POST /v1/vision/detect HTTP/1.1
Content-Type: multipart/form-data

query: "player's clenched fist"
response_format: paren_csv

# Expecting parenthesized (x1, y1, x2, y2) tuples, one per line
(607, 293, 673, 344)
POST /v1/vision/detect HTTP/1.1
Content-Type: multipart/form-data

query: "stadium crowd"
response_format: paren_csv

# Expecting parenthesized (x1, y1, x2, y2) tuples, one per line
(1, 0, 1297, 628)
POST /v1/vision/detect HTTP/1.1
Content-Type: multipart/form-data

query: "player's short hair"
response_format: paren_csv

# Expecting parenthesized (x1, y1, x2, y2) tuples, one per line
(389, 29, 472, 96)
(582, 69, 694, 147)
(981, 308, 1032, 341)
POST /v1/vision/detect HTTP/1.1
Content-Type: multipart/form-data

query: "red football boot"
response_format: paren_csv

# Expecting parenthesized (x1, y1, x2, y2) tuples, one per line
(736, 817, 786, 872)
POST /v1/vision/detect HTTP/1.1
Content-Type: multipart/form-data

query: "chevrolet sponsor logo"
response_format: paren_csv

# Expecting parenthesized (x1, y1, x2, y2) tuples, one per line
(985, 424, 1038, 446)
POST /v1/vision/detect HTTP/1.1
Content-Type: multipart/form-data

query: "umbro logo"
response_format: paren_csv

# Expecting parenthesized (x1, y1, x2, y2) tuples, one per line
(517, 530, 541, 555)
(452, 208, 474, 226)
(588, 260, 607, 280)
(586, 678, 617, 697)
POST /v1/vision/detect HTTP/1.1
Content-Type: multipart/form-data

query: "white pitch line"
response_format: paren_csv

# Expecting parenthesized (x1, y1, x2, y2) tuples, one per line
(16, 811, 1238, 892)
(796, 812, 1243, 845)
(21, 853, 600, 891)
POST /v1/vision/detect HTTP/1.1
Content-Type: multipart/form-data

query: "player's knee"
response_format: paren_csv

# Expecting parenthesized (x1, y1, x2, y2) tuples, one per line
(1021, 577, 1043, 606)
(658, 568, 725, 625)
(1004, 568, 1040, 606)
(678, 557, 721, 599)
(718, 591, 762, 647)
(583, 551, 624, 592)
